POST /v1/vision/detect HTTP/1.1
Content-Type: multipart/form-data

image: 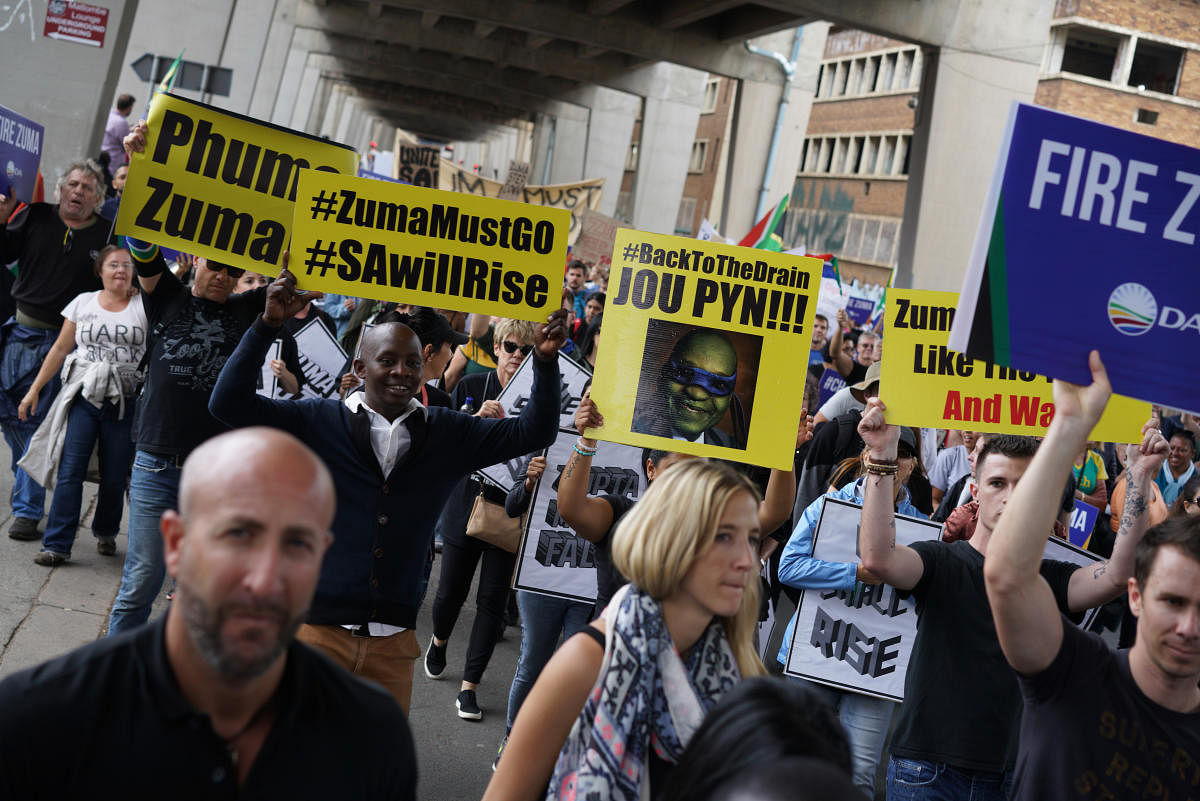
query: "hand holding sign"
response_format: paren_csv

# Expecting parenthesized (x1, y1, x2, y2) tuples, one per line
(123, 119, 148, 162)
(264, 259, 324, 326)
(1124, 418, 1169, 483)
(575, 394, 604, 441)
(858, 398, 899, 459)
(1049, 351, 1112, 439)
(533, 306, 569, 362)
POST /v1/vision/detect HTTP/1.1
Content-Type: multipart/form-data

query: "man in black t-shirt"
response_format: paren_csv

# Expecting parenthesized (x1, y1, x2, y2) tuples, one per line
(0, 161, 111, 540)
(984, 353, 1199, 800)
(0, 428, 415, 798)
(107, 240, 267, 636)
(856, 391, 1149, 801)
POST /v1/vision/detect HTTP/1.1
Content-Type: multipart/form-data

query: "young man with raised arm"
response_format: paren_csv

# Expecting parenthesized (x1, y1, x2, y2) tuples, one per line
(856, 364, 1161, 801)
(985, 352, 1198, 799)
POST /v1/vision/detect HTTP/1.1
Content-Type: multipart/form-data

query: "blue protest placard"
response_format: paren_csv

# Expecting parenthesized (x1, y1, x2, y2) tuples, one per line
(1067, 499, 1099, 549)
(845, 296, 875, 326)
(949, 103, 1200, 413)
(0, 105, 43, 202)
(818, 367, 847, 407)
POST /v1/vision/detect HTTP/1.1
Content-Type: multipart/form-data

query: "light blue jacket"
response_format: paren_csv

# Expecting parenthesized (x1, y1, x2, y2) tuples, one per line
(775, 477, 926, 666)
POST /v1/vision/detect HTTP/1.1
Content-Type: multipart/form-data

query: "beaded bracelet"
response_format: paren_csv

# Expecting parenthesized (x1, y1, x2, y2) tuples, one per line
(862, 456, 899, 476)
(573, 440, 598, 457)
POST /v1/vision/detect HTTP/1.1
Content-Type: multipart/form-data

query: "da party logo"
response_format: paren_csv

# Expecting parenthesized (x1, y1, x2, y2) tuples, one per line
(1108, 282, 1200, 336)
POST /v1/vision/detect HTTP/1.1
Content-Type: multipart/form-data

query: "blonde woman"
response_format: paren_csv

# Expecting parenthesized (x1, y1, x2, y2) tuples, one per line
(485, 459, 765, 801)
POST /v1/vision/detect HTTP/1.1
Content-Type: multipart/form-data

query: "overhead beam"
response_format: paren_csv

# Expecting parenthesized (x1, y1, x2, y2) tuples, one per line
(526, 32, 554, 49)
(712, 7, 809, 42)
(473, 20, 496, 38)
(656, 0, 743, 30)
(586, 0, 636, 14)
(368, 0, 789, 82)
(420, 10, 440, 27)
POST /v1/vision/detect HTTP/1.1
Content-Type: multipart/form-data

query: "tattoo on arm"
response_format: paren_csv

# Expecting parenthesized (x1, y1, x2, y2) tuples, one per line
(1118, 482, 1148, 538)
(564, 453, 579, 479)
(1093, 563, 1107, 579)
(888, 519, 896, 551)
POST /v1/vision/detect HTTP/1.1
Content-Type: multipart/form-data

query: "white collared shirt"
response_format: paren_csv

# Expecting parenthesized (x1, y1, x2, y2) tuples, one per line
(343, 392, 425, 476)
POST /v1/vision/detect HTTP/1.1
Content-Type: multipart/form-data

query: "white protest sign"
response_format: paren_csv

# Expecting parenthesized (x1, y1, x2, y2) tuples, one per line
(513, 434, 646, 603)
(783, 497, 940, 701)
(476, 351, 592, 489)
(257, 339, 281, 398)
(784, 497, 1105, 701)
(292, 318, 348, 399)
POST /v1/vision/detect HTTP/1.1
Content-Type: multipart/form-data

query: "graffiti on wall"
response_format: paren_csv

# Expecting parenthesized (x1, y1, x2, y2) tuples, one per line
(780, 180, 855, 255)
(1, 0, 36, 41)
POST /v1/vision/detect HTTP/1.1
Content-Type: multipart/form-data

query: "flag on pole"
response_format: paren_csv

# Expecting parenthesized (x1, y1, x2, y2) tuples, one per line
(738, 194, 789, 249)
(143, 51, 185, 117)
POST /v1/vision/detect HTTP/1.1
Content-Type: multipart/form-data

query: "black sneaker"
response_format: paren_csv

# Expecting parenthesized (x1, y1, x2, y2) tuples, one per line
(33, 550, 69, 566)
(424, 637, 447, 679)
(97, 537, 117, 556)
(8, 517, 40, 541)
(456, 689, 482, 721)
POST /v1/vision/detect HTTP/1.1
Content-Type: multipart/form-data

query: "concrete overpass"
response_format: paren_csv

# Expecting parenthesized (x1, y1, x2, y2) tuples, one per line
(9, 0, 1054, 290)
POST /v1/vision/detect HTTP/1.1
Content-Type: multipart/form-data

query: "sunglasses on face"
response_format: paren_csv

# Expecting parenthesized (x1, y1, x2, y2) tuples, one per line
(207, 263, 246, 278)
(502, 340, 533, 356)
(664, 359, 737, 397)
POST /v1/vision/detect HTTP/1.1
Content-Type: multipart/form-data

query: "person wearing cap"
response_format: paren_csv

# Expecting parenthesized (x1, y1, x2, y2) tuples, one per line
(813, 360, 880, 426)
(774, 426, 926, 797)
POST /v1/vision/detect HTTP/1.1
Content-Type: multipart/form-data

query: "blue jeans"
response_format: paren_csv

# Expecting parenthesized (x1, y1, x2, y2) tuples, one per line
(0, 322, 62, 519)
(804, 681, 895, 795)
(886, 757, 1013, 801)
(505, 590, 593, 730)
(108, 451, 181, 636)
(42, 399, 134, 556)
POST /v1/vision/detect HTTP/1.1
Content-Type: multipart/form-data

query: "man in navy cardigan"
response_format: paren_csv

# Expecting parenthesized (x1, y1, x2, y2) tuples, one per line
(210, 267, 566, 713)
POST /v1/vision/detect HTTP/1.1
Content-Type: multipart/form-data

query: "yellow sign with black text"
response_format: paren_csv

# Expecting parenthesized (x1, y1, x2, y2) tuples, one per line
(882, 289, 1149, 441)
(116, 94, 358, 273)
(289, 170, 569, 320)
(588, 229, 822, 470)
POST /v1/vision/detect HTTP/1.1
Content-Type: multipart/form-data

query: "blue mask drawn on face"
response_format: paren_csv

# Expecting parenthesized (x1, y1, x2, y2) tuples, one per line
(664, 359, 737, 396)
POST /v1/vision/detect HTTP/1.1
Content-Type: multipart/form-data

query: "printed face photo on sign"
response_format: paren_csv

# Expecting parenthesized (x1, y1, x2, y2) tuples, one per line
(630, 320, 760, 450)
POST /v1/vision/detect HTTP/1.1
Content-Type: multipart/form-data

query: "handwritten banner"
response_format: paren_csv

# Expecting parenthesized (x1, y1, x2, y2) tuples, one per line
(116, 93, 358, 273)
(588, 229, 821, 469)
(395, 144, 439, 187)
(882, 288, 1148, 441)
(289, 169, 569, 321)
(513, 433, 646, 603)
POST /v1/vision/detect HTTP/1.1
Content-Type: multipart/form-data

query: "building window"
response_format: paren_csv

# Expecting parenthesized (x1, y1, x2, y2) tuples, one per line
(675, 197, 697, 234)
(1128, 40, 1183, 95)
(799, 134, 910, 177)
(1136, 108, 1159, 125)
(1060, 27, 1121, 81)
(689, 140, 708, 173)
(702, 78, 720, 113)
(841, 215, 902, 265)
(625, 141, 639, 171)
(816, 46, 921, 99)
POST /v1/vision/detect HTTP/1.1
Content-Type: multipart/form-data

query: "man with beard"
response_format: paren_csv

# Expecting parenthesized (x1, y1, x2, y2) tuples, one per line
(0, 428, 416, 798)
(632, 328, 743, 449)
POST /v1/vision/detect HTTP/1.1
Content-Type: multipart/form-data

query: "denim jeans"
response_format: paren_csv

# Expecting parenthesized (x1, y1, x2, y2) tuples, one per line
(505, 590, 593, 730)
(108, 451, 181, 636)
(802, 681, 895, 795)
(0, 322, 62, 519)
(42, 399, 134, 556)
(886, 757, 1013, 801)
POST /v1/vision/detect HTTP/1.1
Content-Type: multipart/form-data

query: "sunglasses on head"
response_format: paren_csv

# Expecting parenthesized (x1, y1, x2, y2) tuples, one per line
(664, 359, 737, 397)
(502, 340, 533, 356)
(207, 262, 246, 278)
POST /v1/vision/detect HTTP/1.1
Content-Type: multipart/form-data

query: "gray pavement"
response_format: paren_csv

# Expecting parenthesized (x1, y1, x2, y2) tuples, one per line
(0, 439, 513, 801)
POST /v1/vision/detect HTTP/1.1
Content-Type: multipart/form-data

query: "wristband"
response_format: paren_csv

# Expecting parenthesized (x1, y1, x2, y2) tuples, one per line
(573, 439, 597, 457)
(863, 457, 898, 476)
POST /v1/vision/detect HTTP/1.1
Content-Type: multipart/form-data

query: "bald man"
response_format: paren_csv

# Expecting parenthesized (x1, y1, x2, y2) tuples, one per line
(209, 267, 566, 712)
(0, 428, 416, 798)
(632, 328, 743, 448)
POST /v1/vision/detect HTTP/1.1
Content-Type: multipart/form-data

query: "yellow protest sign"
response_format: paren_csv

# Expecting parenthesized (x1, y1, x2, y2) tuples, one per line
(588, 229, 822, 470)
(116, 93, 358, 274)
(882, 289, 1149, 441)
(289, 169, 569, 321)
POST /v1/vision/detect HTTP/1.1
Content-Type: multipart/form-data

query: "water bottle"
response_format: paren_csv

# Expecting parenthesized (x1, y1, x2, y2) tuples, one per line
(460, 396, 475, 414)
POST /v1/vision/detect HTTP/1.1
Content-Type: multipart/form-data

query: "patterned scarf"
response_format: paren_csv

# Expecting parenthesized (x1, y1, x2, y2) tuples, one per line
(546, 584, 741, 801)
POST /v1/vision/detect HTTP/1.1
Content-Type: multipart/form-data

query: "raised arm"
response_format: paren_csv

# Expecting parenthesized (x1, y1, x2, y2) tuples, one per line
(856, 398, 925, 590)
(830, 308, 854, 379)
(556, 395, 614, 544)
(758, 411, 811, 536)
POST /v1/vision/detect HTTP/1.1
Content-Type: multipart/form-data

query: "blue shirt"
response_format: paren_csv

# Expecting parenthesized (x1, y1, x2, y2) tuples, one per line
(776, 477, 926, 666)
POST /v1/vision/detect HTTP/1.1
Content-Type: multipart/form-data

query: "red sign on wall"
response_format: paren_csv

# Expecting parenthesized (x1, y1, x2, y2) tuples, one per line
(43, 1, 109, 47)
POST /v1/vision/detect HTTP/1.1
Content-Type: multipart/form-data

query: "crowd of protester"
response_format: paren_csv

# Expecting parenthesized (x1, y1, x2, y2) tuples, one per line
(0, 111, 1196, 801)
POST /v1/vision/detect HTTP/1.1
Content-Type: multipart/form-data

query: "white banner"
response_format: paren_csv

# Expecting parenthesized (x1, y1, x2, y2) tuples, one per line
(476, 351, 592, 489)
(292, 318, 348, 399)
(257, 339, 282, 398)
(512, 434, 646, 603)
(783, 497, 1104, 701)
